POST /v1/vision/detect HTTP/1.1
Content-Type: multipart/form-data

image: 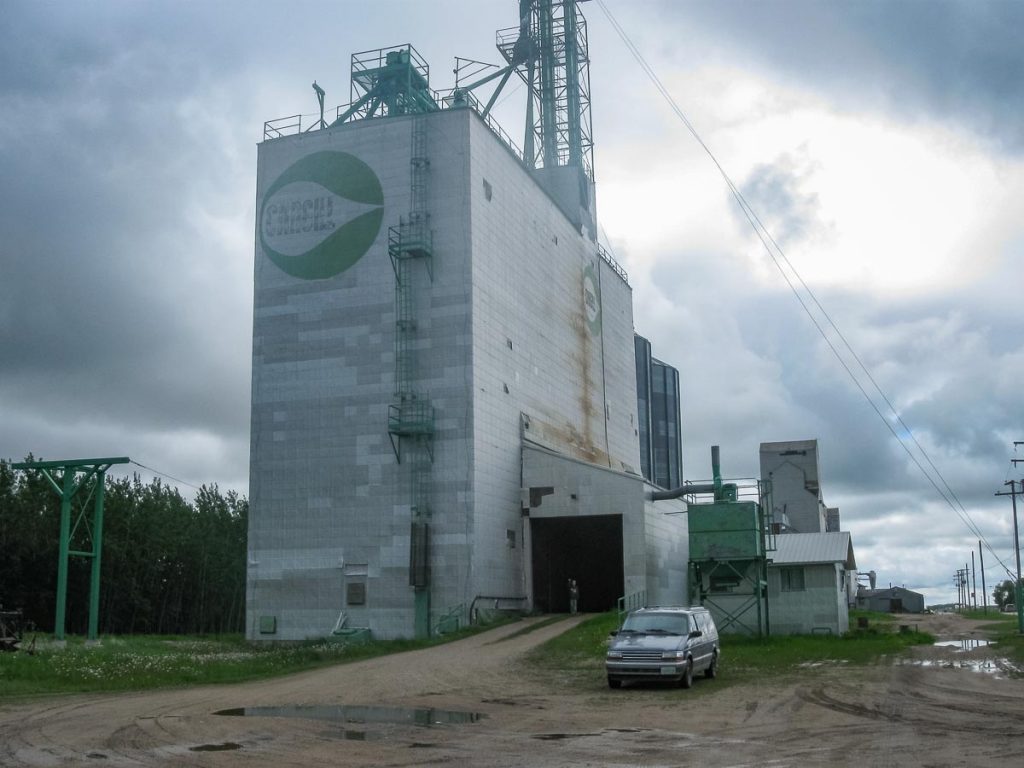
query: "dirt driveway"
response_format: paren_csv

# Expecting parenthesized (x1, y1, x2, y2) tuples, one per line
(1, 612, 1022, 767)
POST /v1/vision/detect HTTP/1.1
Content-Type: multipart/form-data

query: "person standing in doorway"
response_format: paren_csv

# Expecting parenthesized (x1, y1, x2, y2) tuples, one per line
(569, 579, 579, 614)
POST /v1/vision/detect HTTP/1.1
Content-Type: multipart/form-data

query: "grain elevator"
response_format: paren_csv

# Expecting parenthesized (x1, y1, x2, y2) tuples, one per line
(247, 1, 688, 640)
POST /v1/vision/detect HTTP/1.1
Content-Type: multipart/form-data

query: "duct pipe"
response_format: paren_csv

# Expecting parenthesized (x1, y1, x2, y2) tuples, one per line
(649, 445, 723, 501)
(711, 444, 723, 496)
(649, 482, 717, 501)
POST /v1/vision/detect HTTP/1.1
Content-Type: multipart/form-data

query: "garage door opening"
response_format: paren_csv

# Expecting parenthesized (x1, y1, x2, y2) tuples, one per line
(530, 514, 624, 613)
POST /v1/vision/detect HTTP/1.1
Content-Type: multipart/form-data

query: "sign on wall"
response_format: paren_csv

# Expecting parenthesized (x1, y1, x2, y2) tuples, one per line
(583, 263, 602, 335)
(259, 151, 384, 280)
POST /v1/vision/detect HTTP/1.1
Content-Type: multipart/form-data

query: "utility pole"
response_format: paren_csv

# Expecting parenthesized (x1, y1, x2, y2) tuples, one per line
(995, 474, 1024, 634)
(963, 568, 970, 610)
(979, 541, 988, 613)
(971, 551, 977, 610)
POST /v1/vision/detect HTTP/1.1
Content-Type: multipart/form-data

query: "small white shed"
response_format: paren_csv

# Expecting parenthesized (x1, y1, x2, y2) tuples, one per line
(768, 532, 857, 635)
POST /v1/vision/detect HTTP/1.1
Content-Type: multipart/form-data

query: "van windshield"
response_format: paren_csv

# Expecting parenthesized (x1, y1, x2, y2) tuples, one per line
(620, 613, 690, 635)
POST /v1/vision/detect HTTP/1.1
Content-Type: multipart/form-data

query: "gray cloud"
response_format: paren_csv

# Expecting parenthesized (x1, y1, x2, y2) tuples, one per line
(0, 1, 520, 486)
(631, 228, 1022, 598)
(1, 1, 1019, 603)
(736, 151, 826, 247)
(656, 0, 1024, 154)
(0, 3, 260, 484)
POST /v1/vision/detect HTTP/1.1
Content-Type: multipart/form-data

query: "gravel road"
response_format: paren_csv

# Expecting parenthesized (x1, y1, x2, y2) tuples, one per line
(1, 612, 1022, 766)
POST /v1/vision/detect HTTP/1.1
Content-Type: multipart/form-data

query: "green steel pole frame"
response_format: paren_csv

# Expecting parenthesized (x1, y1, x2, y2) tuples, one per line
(55, 469, 75, 641)
(88, 471, 107, 640)
(415, 589, 430, 639)
(12, 457, 129, 642)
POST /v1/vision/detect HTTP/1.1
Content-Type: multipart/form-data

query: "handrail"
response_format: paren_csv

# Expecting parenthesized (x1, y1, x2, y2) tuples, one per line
(597, 243, 628, 284)
(264, 114, 302, 141)
(263, 90, 524, 166)
(469, 594, 527, 623)
(434, 602, 466, 635)
(616, 590, 647, 620)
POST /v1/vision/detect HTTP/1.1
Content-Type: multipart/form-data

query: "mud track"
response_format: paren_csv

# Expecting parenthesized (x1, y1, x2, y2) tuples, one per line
(1, 612, 1022, 766)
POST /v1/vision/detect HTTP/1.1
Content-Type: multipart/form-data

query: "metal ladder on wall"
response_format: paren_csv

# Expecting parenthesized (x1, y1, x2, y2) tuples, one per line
(386, 114, 435, 637)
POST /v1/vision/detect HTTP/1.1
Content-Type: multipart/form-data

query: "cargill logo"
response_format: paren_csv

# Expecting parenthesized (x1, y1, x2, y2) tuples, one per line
(259, 151, 384, 280)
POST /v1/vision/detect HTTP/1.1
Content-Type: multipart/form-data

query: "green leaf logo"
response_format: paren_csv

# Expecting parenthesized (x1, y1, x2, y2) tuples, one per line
(583, 264, 602, 335)
(259, 151, 384, 280)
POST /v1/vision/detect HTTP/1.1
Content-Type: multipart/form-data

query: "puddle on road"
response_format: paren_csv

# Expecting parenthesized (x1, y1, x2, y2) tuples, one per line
(798, 660, 850, 669)
(215, 705, 484, 729)
(933, 638, 992, 651)
(897, 657, 1022, 678)
(189, 742, 242, 752)
(322, 729, 379, 742)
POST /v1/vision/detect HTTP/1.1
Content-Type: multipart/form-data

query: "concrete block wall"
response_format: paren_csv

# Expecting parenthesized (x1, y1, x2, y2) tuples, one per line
(249, 113, 477, 640)
(641, 494, 688, 606)
(466, 113, 641, 599)
(522, 446, 687, 611)
(598, 259, 643, 476)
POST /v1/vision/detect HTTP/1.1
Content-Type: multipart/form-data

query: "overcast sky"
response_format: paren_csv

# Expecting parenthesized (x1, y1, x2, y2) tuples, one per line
(2, 0, 1021, 606)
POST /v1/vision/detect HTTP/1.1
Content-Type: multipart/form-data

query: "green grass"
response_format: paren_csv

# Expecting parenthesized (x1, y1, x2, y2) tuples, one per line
(0, 619, 515, 699)
(723, 627, 934, 680)
(849, 608, 897, 625)
(962, 609, 1024, 664)
(962, 607, 1016, 623)
(525, 611, 935, 691)
(0, 610, 951, 699)
(525, 612, 619, 670)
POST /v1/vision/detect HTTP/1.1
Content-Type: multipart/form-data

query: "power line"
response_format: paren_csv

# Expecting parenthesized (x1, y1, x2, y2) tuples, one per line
(129, 460, 205, 492)
(595, 0, 1012, 575)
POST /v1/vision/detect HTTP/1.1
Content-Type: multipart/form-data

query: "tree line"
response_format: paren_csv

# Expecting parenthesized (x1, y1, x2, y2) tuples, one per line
(993, 578, 1024, 611)
(0, 459, 247, 636)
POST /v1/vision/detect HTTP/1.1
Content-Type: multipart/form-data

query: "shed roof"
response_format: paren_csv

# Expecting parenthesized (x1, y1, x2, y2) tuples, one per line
(770, 531, 856, 569)
(861, 586, 923, 600)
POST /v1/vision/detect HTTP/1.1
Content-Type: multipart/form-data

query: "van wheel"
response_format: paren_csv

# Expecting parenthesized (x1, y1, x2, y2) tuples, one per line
(608, 677, 622, 689)
(679, 659, 693, 689)
(705, 652, 718, 679)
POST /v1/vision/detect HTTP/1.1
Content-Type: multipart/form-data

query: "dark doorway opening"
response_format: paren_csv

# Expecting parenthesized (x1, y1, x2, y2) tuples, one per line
(530, 514, 624, 613)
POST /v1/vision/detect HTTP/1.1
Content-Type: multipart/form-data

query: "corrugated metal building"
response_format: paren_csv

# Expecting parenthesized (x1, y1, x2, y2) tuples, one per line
(857, 586, 925, 614)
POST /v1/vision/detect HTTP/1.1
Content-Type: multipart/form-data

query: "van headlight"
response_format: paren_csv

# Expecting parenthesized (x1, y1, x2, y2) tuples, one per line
(661, 650, 686, 660)
(606, 650, 623, 659)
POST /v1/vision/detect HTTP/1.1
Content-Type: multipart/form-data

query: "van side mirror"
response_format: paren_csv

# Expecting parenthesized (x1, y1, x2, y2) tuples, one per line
(609, 630, 618, 637)
(689, 629, 703, 638)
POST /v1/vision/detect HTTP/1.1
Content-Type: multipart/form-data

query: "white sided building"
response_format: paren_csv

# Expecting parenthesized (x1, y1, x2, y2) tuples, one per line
(247, 30, 687, 640)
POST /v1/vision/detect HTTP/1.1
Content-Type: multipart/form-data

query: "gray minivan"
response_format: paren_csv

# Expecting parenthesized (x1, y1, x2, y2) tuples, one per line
(605, 606, 719, 689)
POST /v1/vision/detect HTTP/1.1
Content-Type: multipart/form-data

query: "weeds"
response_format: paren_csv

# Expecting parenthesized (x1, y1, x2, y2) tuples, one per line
(0, 620, 512, 698)
(0, 611, 952, 700)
